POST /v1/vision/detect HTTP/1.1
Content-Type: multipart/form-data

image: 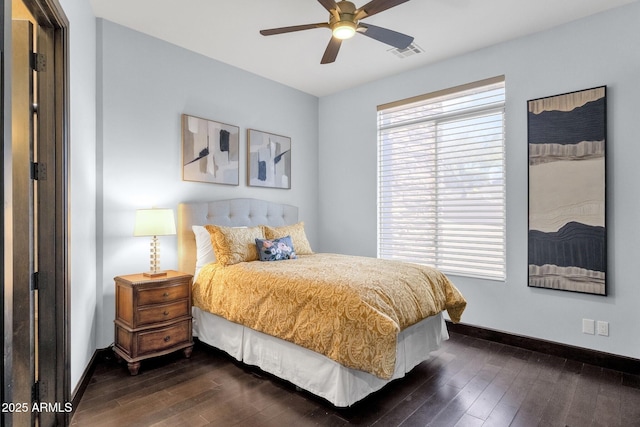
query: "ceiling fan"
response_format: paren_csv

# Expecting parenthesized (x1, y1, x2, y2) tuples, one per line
(260, 0, 414, 64)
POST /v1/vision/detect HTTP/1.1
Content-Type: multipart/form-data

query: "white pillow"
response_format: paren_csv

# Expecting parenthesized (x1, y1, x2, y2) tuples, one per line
(192, 225, 216, 274)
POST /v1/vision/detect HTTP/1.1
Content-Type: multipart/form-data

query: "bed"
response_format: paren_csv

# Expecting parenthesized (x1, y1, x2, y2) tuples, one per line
(177, 198, 466, 407)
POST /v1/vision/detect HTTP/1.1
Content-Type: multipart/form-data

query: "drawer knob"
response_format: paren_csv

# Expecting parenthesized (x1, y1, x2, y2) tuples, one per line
(163, 292, 170, 297)
(163, 311, 169, 316)
(164, 335, 171, 342)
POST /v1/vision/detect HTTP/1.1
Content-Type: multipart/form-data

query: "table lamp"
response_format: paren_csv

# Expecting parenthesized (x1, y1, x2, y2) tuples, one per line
(134, 208, 176, 277)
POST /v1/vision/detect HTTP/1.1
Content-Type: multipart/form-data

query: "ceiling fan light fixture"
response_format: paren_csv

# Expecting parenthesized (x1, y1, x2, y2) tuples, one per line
(260, 0, 414, 64)
(332, 21, 356, 39)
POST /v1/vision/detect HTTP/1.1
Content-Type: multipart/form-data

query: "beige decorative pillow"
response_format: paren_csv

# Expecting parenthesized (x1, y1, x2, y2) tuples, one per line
(205, 225, 265, 266)
(263, 222, 313, 255)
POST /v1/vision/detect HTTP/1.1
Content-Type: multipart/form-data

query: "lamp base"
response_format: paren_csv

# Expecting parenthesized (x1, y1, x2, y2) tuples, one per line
(143, 270, 168, 278)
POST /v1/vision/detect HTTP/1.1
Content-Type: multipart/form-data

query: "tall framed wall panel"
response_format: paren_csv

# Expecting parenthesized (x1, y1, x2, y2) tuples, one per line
(527, 86, 607, 296)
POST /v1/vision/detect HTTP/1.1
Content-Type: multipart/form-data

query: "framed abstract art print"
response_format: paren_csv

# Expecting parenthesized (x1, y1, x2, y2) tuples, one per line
(527, 86, 606, 295)
(247, 129, 291, 189)
(182, 114, 239, 185)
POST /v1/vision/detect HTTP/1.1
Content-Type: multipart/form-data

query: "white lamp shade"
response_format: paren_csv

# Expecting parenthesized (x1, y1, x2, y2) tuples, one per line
(133, 208, 176, 236)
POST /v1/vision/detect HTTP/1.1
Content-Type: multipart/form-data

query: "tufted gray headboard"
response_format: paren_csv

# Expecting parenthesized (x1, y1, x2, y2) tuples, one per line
(177, 198, 299, 274)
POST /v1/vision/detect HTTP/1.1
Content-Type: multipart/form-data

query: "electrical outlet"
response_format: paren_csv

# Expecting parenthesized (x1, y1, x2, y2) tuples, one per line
(597, 321, 609, 336)
(582, 318, 595, 335)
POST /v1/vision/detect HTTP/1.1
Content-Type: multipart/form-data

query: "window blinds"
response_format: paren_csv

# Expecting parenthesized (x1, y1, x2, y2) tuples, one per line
(377, 77, 506, 280)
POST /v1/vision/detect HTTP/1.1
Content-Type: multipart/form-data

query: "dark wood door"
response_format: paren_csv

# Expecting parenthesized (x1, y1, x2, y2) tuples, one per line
(7, 0, 69, 425)
(11, 18, 37, 427)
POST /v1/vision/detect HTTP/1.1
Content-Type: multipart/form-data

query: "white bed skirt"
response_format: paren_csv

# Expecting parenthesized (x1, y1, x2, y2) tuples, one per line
(192, 307, 449, 407)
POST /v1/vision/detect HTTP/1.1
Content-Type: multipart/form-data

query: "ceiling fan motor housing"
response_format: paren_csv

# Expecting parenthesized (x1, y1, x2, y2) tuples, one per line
(330, 1, 358, 39)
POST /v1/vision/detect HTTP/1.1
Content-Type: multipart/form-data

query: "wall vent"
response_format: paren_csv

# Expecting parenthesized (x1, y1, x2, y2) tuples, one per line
(388, 43, 423, 59)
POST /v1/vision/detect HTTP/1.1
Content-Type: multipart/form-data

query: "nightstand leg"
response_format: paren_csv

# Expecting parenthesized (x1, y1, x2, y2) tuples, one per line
(127, 361, 141, 376)
(183, 345, 194, 359)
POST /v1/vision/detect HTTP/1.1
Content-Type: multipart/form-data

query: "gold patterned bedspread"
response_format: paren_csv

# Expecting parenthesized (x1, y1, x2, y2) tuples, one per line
(192, 253, 466, 379)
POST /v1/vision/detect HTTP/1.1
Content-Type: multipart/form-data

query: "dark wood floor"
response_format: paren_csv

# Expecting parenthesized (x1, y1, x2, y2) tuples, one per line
(71, 332, 640, 426)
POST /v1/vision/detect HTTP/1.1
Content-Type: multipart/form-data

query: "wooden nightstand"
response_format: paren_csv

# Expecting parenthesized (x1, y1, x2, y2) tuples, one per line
(113, 270, 194, 375)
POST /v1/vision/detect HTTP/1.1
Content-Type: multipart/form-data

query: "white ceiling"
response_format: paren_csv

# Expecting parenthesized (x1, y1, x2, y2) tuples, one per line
(89, 0, 637, 97)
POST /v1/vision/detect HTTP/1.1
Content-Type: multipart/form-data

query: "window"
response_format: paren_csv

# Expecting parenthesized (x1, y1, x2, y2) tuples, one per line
(377, 76, 506, 280)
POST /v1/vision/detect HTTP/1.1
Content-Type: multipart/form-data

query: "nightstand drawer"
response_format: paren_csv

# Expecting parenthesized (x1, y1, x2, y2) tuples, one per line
(137, 300, 190, 326)
(138, 282, 189, 305)
(137, 320, 190, 355)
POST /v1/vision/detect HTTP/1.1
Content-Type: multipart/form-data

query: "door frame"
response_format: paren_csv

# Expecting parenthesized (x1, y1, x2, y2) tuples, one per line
(2, 0, 69, 425)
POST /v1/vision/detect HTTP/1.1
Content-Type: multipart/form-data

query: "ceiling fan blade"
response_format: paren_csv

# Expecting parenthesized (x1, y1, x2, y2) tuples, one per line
(260, 23, 329, 36)
(317, 0, 339, 13)
(321, 37, 342, 64)
(357, 23, 413, 49)
(354, 0, 410, 20)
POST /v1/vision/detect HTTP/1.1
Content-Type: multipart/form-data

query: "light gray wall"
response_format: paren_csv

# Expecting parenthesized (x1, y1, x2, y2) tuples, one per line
(95, 20, 319, 348)
(58, 0, 97, 395)
(318, 2, 640, 359)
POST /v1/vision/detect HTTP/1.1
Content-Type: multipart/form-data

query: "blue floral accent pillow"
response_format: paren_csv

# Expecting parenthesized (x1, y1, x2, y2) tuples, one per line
(255, 235, 297, 261)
